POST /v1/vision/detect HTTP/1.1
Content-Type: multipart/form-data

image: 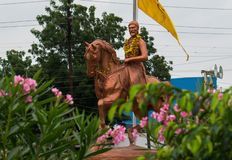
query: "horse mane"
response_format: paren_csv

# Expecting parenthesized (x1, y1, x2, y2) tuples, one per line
(94, 39, 120, 64)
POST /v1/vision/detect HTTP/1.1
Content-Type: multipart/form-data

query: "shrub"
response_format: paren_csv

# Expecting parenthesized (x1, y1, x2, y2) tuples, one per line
(109, 83, 232, 160)
(0, 71, 108, 160)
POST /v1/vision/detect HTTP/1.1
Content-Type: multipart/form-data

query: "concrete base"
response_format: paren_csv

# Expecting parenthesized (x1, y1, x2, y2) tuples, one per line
(88, 145, 156, 160)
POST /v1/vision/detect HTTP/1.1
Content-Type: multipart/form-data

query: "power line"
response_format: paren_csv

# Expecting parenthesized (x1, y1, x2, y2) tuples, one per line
(0, 20, 37, 24)
(0, 24, 38, 28)
(173, 56, 232, 66)
(79, 0, 131, 5)
(149, 30, 232, 35)
(157, 44, 232, 49)
(1, 24, 232, 36)
(164, 5, 232, 11)
(165, 55, 232, 58)
(0, 0, 49, 6)
(79, 0, 232, 11)
(1, 19, 232, 31)
(137, 22, 232, 30)
(1, 40, 232, 50)
(174, 68, 232, 72)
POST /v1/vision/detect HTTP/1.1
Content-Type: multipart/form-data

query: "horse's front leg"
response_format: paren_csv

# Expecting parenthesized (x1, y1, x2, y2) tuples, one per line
(98, 99, 106, 129)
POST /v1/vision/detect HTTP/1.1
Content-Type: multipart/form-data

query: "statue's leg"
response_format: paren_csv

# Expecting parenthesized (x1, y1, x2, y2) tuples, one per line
(128, 124, 143, 145)
(98, 99, 106, 129)
(127, 100, 143, 145)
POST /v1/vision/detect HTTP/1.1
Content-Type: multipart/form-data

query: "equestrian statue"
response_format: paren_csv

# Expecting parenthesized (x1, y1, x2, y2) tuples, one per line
(84, 21, 169, 144)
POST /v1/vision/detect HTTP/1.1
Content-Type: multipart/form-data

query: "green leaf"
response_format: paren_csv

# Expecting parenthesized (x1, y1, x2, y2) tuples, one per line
(33, 69, 42, 81)
(211, 94, 219, 111)
(207, 139, 213, 154)
(108, 103, 118, 122)
(129, 84, 144, 101)
(178, 95, 186, 110)
(9, 125, 20, 136)
(186, 136, 201, 155)
(34, 109, 47, 125)
(8, 146, 21, 160)
(209, 113, 217, 124)
(31, 79, 53, 96)
(39, 143, 70, 157)
(36, 97, 56, 106)
(40, 123, 72, 145)
(118, 101, 132, 116)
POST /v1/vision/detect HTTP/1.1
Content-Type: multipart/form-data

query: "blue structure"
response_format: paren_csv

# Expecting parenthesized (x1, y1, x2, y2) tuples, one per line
(171, 77, 217, 92)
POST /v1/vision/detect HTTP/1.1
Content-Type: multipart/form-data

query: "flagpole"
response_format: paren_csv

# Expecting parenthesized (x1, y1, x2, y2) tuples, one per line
(133, 0, 151, 149)
(132, 0, 138, 129)
(133, 0, 138, 20)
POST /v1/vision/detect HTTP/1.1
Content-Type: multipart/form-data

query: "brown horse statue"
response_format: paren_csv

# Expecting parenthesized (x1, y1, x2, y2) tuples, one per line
(84, 39, 167, 143)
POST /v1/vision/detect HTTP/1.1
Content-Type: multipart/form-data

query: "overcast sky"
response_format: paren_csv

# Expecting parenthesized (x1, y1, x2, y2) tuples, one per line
(0, 0, 232, 89)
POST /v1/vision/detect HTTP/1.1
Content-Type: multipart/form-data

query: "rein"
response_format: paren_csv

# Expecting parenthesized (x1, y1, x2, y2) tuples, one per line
(94, 46, 124, 80)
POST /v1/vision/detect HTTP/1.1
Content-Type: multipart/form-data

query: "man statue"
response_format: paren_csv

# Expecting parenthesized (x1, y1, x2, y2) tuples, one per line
(124, 20, 148, 85)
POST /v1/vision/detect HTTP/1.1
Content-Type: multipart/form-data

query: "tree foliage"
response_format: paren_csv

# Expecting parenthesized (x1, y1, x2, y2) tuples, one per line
(0, 50, 38, 77)
(29, 0, 126, 112)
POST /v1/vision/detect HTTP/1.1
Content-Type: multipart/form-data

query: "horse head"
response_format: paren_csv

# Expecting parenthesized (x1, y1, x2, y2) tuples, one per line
(84, 39, 119, 78)
(84, 41, 101, 77)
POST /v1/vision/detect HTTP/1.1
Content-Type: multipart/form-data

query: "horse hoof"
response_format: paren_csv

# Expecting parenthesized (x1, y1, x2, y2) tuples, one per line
(128, 128, 135, 144)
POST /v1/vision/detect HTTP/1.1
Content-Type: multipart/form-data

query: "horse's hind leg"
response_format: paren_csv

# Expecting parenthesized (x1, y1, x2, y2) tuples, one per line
(127, 100, 144, 144)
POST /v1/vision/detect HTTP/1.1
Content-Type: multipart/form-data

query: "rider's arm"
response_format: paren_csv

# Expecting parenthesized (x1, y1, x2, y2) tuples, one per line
(124, 39, 148, 63)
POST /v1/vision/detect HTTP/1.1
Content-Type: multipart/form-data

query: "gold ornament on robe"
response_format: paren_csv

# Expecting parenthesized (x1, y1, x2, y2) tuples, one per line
(123, 34, 141, 58)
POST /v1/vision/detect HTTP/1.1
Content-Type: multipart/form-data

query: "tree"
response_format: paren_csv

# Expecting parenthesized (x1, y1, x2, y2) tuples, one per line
(140, 27, 173, 81)
(0, 50, 38, 77)
(29, 0, 126, 112)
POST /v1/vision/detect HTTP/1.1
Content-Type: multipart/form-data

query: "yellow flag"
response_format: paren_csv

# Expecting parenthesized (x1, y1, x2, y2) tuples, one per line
(138, 0, 189, 61)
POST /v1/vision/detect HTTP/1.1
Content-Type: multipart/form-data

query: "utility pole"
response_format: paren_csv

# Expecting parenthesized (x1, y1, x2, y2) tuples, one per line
(66, 0, 74, 95)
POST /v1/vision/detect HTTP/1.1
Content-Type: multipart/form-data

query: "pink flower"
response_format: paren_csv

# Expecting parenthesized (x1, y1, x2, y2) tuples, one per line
(158, 134, 165, 143)
(151, 112, 159, 119)
(14, 75, 24, 86)
(51, 87, 62, 97)
(173, 104, 181, 112)
(163, 120, 169, 126)
(158, 127, 165, 143)
(24, 78, 37, 90)
(180, 111, 188, 118)
(110, 125, 126, 145)
(96, 134, 108, 144)
(14, 76, 37, 94)
(96, 128, 113, 144)
(23, 83, 31, 94)
(160, 108, 167, 113)
(157, 112, 165, 122)
(65, 94, 74, 105)
(162, 103, 169, 111)
(175, 128, 182, 135)
(52, 88, 59, 94)
(25, 96, 33, 103)
(0, 89, 6, 97)
(168, 115, 176, 121)
(218, 92, 223, 100)
(140, 117, 148, 128)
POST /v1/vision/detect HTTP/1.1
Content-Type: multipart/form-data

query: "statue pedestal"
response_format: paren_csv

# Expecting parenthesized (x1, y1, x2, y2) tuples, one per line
(88, 145, 156, 160)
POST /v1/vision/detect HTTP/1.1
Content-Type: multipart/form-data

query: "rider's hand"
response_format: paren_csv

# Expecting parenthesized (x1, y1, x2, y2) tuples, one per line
(124, 58, 130, 63)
